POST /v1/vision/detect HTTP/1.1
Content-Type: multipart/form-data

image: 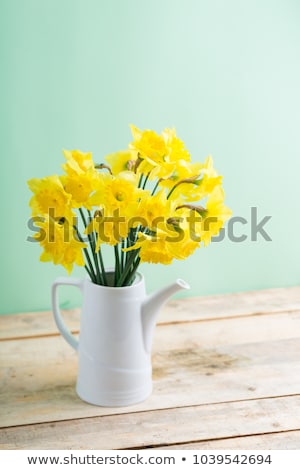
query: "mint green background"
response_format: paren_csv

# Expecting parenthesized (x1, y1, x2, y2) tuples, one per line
(1, 0, 299, 314)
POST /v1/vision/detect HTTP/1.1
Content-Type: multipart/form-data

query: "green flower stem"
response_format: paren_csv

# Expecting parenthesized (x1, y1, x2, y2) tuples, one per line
(124, 236, 129, 269)
(123, 255, 140, 286)
(166, 185, 176, 200)
(74, 225, 97, 283)
(88, 227, 103, 285)
(167, 178, 197, 200)
(114, 244, 121, 285)
(87, 210, 104, 285)
(93, 243, 103, 285)
(151, 179, 160, 195)
(84, 264, 94, 280)
(124, 229, 133, 267)
(116, 249, 140, 287)
(83, 247, 97, 283)
(79, 207, 88, 226)
(138, 174, 144, 188)
(79, 208, 102, 285)
(87, 210, 108, 286)
(142, 172, 150, 189)
(97, 244, 108, 286)
(121, 238, 125, 269)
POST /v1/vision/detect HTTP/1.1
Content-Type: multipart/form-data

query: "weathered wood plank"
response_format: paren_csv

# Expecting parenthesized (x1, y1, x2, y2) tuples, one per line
(157, 430, 300, 450)
(1, 286, 299, 340)
(0, 309, 79, 341)
(1, 311, 300, 427)
(1, 396, 299, 449)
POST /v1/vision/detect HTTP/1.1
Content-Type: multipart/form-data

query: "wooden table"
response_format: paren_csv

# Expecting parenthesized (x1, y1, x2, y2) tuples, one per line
(0, 286, 300, 450)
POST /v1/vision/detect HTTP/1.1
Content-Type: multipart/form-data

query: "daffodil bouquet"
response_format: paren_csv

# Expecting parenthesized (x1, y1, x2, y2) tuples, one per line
(28, 125, 232, 287)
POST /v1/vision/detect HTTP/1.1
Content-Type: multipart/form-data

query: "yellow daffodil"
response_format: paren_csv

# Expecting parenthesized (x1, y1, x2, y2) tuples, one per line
(60, 170, 100, 210)
(162, 128, 190, 162)
(62, 149, 94, 175)
(166, 156, 222, 202)
(124, 231, 174, 265)
(86, 209, 130, 248)
(28, 175, 73, 219)
(167, 230, 200, 260)
(34, 214, 86, 274)
(86, 172, 142, 246)
(103, 172, 141, 213)
(135, 190, 174, 231)
(61, 148, 102, 209)
(159, 160, 203, 192)
(105, 150, 137, 175)
(167, 206, 201, 259)
(90, 172, 140, 211)
(190, 156, 223, 201)
(130, 125, 167, 163)
(124, 217, 199, 265)
(130, 125, 192, 180)
(129, 125, 173, 180)
(199, 186, 232, 246)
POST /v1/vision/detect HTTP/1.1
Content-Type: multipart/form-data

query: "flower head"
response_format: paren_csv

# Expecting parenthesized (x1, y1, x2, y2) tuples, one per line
(162, 128, 190, 162)
(135, 190, 173, 231)
(62, 149, 94, 175)
(124, 231, 174, 265)
(130, 125, 166, 163)
(104, 172, 140, 212)
(86, 208, 130, 248)
(166, 156, 222, 203)
(60, 170, 100, 210)
(28, 175, 73, 219)
(198, 186, 232, 246)
(86, 172, 142, 247)
(105, 150, 137, 175)
(129, 125, 191, 180)
(34, 214, 86, 274)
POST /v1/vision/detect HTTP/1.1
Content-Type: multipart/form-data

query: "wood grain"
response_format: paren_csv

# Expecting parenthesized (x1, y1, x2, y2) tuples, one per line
(1, 287, 299, 450)
(1, 311, 300, 427)
(1, 396, 299, 449)
(1, 286, 299, 340)
(157, 430, 300, 450)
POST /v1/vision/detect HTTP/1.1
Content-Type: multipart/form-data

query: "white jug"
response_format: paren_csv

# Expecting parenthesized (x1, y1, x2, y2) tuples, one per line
(52, 272, 189, 406)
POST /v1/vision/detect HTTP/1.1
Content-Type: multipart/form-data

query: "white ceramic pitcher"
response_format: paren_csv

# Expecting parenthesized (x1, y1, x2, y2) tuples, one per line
(51, 272, 189, 407)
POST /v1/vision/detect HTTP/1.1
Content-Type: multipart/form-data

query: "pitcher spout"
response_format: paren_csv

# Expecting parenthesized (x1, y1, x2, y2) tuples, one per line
(141, 279, 190, 353)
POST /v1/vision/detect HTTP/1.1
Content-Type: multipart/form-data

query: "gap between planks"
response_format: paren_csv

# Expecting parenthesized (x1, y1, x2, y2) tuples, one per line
(1, 286, 299, 341)
(1, 392, 299, 432)
(1, 307, 299, 343)
(128, 429, 300, 450)
(1, 395, 299, 449)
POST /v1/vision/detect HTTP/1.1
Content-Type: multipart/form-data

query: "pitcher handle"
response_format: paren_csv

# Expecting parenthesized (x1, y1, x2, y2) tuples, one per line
(51, 277, 84, 351)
